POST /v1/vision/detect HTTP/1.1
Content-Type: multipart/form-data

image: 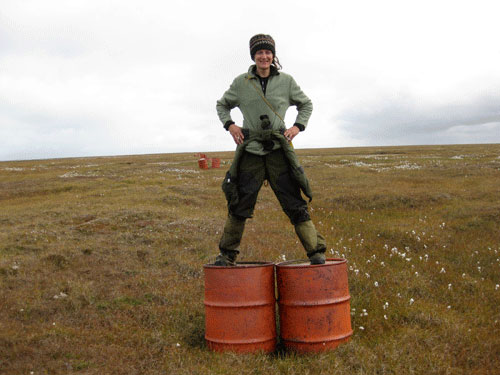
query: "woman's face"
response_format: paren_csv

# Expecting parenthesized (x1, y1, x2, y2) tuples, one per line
(255, 49, 273, 70)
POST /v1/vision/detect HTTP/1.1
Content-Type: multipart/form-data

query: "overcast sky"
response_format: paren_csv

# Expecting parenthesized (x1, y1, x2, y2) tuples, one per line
(1, 0, 499, 161)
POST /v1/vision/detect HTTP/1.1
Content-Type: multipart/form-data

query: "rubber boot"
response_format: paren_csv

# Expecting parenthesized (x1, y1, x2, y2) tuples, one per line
(214, 250, 239, 266)
(309, 252, 326, 265)
(294, 220, 327, 265)
(215, 215, 246, 266)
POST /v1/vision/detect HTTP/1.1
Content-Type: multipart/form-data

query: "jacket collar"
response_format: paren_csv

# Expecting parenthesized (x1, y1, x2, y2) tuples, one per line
(246, 64, 280, 79)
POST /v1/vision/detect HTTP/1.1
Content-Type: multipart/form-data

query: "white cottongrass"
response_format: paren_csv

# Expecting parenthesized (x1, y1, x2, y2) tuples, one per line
(53, 292, 68, 299)
(409, 298, 415, 305)
(161, 168, 199, 174)
(4, 167, 24, 171)
(374, 281, 379, 287)
(440, 267, 446, 274)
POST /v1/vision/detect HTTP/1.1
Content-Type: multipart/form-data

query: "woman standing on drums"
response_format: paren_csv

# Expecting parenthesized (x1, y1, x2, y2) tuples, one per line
(215, 34, 326, 266)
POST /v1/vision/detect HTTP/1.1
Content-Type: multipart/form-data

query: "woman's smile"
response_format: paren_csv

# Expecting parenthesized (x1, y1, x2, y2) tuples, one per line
(255, 49, 273, 70)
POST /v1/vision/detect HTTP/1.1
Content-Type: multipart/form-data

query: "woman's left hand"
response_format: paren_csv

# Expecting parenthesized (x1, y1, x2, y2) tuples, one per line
(284, 125, 300, 142)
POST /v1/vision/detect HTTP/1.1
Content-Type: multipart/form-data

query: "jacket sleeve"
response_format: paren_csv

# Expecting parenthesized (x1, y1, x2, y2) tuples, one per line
(289, 77, 313, 129)
(216, 78, 240, 126)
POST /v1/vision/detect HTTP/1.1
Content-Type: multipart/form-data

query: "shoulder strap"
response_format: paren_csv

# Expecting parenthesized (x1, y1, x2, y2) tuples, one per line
(246, 75, 293, 148)
(247, 77, 285, 125)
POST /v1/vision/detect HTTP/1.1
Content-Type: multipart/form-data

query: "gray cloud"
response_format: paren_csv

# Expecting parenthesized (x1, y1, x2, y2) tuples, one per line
(338, 90, 500, 145)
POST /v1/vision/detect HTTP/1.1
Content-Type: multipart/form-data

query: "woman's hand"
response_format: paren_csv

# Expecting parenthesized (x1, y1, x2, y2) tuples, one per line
(284, 125, 300, 142)
(229, 124, 245, 145)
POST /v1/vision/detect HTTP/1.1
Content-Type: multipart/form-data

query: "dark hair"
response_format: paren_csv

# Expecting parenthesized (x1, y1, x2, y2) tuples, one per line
(273, 55, 282, 70)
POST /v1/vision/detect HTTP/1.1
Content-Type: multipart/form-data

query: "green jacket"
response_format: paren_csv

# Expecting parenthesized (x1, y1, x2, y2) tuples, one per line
(216, 65, 313, 155)
(222, 130, 313, 208)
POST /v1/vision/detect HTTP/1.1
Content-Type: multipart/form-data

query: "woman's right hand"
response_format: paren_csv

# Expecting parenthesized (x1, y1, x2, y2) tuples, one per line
(228, 124, 245, 145)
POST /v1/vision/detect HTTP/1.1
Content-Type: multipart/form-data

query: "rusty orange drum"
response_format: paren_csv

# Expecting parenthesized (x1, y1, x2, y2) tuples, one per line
(198, 158, 209, 169)
(276, 258, 353, 353)
(211, 158, 221, 168)
(204, 262, 276, 353)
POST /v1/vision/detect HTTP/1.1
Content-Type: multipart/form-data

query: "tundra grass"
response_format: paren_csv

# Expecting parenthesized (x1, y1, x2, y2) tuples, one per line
(1, 144, 499, 374)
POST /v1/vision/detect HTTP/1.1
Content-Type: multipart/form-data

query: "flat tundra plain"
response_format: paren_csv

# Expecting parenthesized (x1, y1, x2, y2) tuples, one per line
(1, 144, 499, 374)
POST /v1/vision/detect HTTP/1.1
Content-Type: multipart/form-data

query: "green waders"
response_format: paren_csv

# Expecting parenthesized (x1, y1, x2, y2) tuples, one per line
(294, 220, 327, 265)
(215, 214, 245, 266)
(216, 148, 326, 266)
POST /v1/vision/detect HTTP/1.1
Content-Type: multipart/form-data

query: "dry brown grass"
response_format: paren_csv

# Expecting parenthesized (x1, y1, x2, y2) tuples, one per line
(1, 144, 499, 374)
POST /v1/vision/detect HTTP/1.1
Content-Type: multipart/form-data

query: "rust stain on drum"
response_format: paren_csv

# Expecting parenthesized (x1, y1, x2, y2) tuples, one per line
(204, 262, 276, 353)
(276, 258, 353, 353)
